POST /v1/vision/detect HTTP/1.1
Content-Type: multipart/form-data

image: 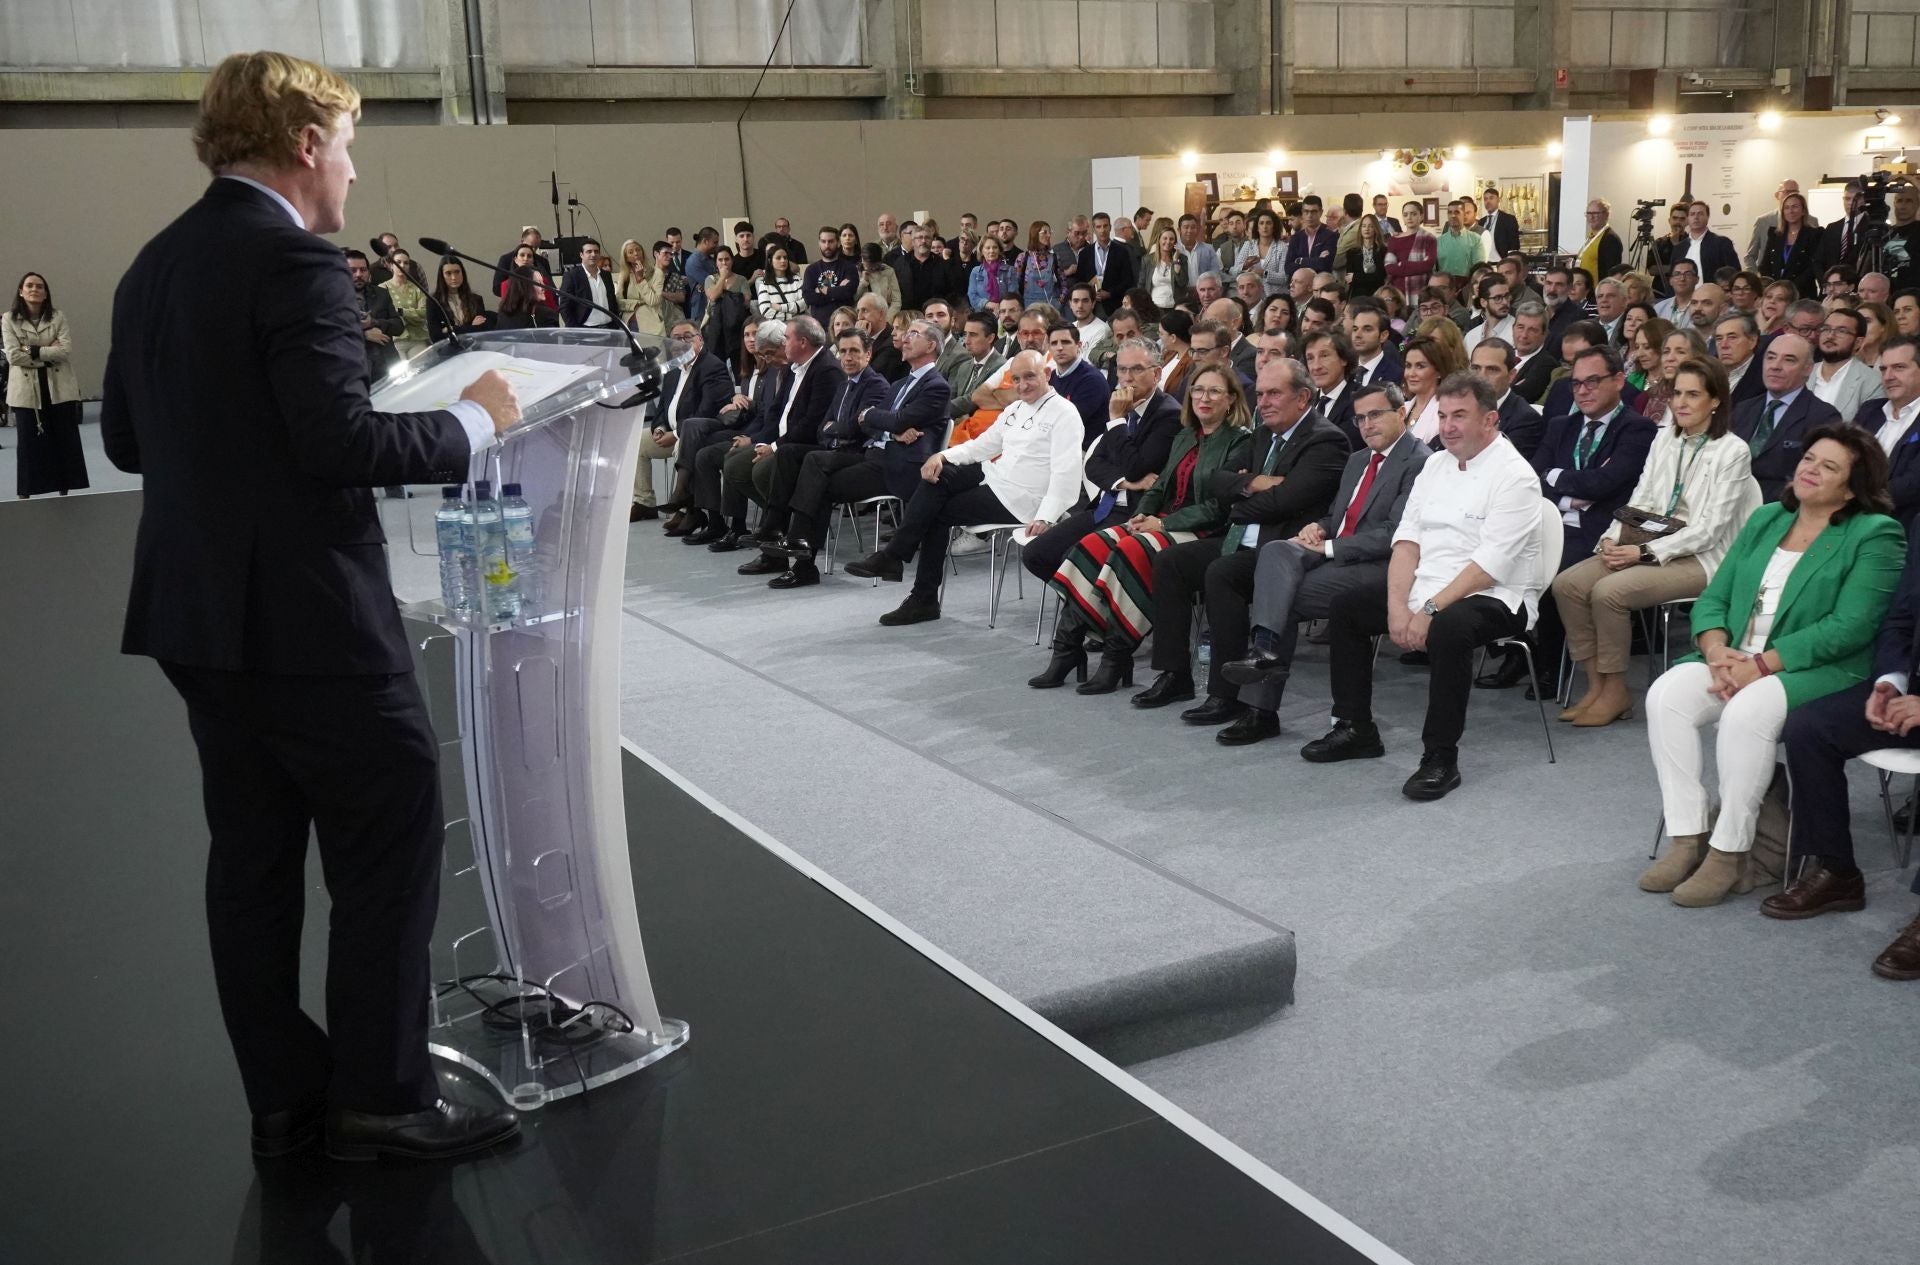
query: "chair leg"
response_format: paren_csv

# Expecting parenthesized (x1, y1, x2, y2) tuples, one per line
(987, 534, 1007, 629)
(1515, 641, 1555, 764)
(1906, 775, 1918, 870)
(824, 504, 842, 575)
(1878, 769, 1913, 869)
(1651, 811, 1664, 861)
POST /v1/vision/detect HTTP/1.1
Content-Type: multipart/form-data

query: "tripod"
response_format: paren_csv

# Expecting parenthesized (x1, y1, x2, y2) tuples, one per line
(1625, 218, 1659, 276)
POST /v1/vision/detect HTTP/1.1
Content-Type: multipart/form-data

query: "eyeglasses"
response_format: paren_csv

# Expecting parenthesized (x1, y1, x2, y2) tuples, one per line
(1189, 386, 1230, 399)
(1569, 374, 1615, 390)
(1190, 343, 1220, 355)
(1115, 363, 1156, 374)
(1355, 407, 1399, 423)
(1817, 324, 1856, 336)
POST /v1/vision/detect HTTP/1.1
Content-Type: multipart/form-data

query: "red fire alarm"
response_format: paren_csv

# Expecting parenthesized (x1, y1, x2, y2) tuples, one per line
(1555, 67, 1569, 87)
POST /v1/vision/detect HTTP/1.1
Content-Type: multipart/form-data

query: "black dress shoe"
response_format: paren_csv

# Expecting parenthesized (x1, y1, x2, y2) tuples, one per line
(1221, 651, 1289, 688)
(684, 522, 728, 546)
(628, 503, 658, 522)
(878, 593, 940, 625)
(736, 552, 785, 576)
(707, 529, 749, 553)
(1130, 671, 1196, 709)
(1474, 650, 1529, 690)
(768, 561, 821, 589)
(1180, 696, 1246, 726)
(844, 550, 904, 582)
(325, 1098, 520, 1163)
(251, 1094, 326, 1159)
(1300, 720, 1386, 763)
(762, 535, 814, 560)
(1523, 676, 1559, 702)
(1216, 708, 1281, 746)
(750, 526, 784, 545)
(1402, 752, 1462, 800)
(1398, 650, 1430, 666)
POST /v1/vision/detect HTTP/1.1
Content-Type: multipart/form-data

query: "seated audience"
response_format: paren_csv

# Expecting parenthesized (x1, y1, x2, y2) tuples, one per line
(1641, 424, 1902, 906)
(427, 255, 491, 345)
(1854, 335, 1920, 524)
(1047, 322, 1114, 447)
(654, 320, 750, 535)
(1303, 372, 1546, 800)
(953, 307, 1053, 446)
(1508, 301, 1557, 403)
(682, 321, 792, 544)
(1809, 308, 1886, 420)
(1399, 332, 1463, 444)
(705, 316, 839, 552)
(1732, 331, 1841, 502)
(1034, 364, 1254, 693)
(1553, 356, 1761, 727)
(845, 350, 1082, 625)
(1714, 311, 1765, 408)
(1467, 338, 1546, 460)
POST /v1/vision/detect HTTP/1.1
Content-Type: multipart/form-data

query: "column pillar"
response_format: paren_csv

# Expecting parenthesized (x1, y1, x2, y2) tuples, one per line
(432, 0, 508, 124)
(873, 0, 926, 120)
(1214, 0, 1272, 116)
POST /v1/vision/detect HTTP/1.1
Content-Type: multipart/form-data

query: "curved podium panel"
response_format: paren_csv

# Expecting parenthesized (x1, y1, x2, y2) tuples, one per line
(379, 330, 685, 1109)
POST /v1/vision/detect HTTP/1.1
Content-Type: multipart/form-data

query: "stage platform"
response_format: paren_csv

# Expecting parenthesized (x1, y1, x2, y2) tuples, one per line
(0, 490, 1401, 1262)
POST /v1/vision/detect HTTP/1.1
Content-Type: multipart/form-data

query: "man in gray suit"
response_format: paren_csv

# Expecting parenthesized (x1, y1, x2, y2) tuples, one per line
(1209, 382, 1427, 744)
(941, 312, 1009, 432)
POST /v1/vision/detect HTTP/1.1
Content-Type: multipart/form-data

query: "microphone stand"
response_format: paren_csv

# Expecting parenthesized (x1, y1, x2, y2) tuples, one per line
(371, 237, 469, 354)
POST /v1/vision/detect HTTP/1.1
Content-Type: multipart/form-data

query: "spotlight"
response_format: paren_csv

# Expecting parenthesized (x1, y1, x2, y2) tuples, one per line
(1267, 149, 1285, 167)
(1379, 150, 1394, 163)
(1180, 149, 1198, 168)
(1876, 109, 1902, 126)
(1546, 140, 1562, 158)
(1757, 111, 1781, 131)
(1454, 144, 1472, 158)
(1649, 114, 1673, 136)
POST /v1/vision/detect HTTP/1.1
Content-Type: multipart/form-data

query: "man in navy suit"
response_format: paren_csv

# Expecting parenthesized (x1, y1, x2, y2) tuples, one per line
(1854, 337, 1920, 523)
(1284, 195, 1339, 276)
(1303, 329, 1362, 451)
(1731, 332, 1842, 503)
(100, 51, 521, 1161)
(709, 317, 842, 552)
(1674, 199, 1741, 283)
(558, 238, 619, 328)
(1509, 303, 1558, 404)
(1715, 311, 1767, 409)
(1470, 338, 1546, 461)
(1539, 320, 1644, 422)
(1078, 212, 1137, 318)
(1772, 516, 1920, 978)
(1349, 303, 1402, 387)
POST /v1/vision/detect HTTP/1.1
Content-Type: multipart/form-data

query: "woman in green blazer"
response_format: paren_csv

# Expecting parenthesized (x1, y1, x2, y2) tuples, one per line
(1032, 364, 1253, 694)
(1641, 423, 1906, 907)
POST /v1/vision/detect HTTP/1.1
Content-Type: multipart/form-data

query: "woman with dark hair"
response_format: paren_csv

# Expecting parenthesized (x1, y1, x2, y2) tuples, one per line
(1641, 421, 1904, 907)
(1341, 214, 1390, 296)
(497, 242, 558, 325)
(494, 269, 541, 330)
(1033, 364, 1253, 692)
(1235, 209, 1288, 297)
(1554, 356, 1761, 727)
(1619, 301, 1655, 360)
(1155, 309, 1194, 397)
(753, 245, 806, 321)
(427, 255, 492, 344)
(1857, 301, 1894, 368)
(856, 242, 901, 316)
(837, 223, 862, 261)
(1399, 332, 1462, 444)
(1257, 292, 1295, 335)
(1727, 271, 1765, 314)
(1761, 192, 1823, 297)
(1121, 287, 1163, 328)
(4, 272, 89, 497)
(380, 247, 430, 360)
(1019, 221, 1063, 310)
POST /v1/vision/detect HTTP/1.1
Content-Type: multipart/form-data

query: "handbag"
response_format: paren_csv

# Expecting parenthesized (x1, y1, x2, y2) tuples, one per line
(1610, 507, 1685, 549)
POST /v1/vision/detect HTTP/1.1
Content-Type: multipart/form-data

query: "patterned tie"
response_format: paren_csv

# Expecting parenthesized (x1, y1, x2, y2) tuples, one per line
(1221, 433, 1285, 553)
(1338, 452, 1386, 538)
(1091, 408, 1141, 521)
(1574, 419, 1600, 470)
(1751, 398, 1781, 456)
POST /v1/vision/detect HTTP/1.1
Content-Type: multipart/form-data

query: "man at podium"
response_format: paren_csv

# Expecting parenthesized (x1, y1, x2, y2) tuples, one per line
(100, 51, 523, 1163)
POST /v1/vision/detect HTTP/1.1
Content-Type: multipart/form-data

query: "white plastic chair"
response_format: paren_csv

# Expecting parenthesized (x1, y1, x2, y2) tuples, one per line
(824, 495, 901, 578)
(1861, 748, 1920, 869)
(1477, 497, 1565, 763)
(939, 524, 1027, 628)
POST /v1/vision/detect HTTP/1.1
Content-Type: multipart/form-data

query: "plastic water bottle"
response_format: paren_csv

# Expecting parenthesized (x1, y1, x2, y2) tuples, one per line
(500, 483, 537, 615)
(1197, 630, 1212, 669)
(435, 486, 473, 615)
(471, 481, 518, 620)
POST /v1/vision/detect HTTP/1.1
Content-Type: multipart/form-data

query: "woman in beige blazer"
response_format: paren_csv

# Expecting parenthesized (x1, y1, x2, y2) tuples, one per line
(4, 272, 89, 497)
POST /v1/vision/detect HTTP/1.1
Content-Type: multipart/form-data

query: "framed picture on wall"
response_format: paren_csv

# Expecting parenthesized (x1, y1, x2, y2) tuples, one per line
(1275, 170, 1298, 198)
(1422, 196, 1442, 225)
(1196, 173, 1220, 202)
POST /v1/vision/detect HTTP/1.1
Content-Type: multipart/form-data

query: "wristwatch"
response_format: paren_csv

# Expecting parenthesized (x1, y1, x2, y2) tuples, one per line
(1420, 599, 1440, 617)
(1638, 545, 1657, 566)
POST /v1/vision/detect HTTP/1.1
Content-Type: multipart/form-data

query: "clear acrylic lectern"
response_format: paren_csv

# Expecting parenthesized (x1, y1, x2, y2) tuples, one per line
(375, 328, 686, 1110)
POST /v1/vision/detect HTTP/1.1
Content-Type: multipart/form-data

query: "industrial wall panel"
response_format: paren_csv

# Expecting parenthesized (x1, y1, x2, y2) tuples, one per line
(1867, 12, 1917, 67)
(0, 0, 83, 66)
(786, 0, 862, 65)
(993, 0, 1074, 68)
(1473, 5, 1516, 66)
(1421, 13, 1473, 68)
(60, 0, 202, 65)
(316, 0, 431, 67)
(1157, 1, 1215, 66)
(1849, 11, 1870, 66)
(920, 0, 997, 65)
(499, 0, 591, 65)
(1292, 4, 1341, 67)
(1607, 10, 1665, 66)
(1567, 11, 1612, 66)
(592, 0, 700, 66)
(1078, 1, 1159, 68)
(197, 0, 327, 62)
(1663, 10, 1720, 66)
(694, 0, 787, 66)
(1338, 4, 1409, 69)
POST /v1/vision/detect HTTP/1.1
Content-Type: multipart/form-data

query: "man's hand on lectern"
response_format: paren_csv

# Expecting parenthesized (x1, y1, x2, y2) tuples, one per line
(461, 370, 522, 435)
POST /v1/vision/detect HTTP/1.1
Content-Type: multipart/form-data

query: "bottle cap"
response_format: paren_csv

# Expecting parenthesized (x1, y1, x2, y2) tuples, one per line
(474, 480, 492, 497)
(442, 486, 462, 498)
(502, 483, 523, 496)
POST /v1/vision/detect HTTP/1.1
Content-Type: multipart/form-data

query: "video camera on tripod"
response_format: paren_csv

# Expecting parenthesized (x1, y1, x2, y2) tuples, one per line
(1630, 197, 1668, 231)
(1821, 172, 1898, 274)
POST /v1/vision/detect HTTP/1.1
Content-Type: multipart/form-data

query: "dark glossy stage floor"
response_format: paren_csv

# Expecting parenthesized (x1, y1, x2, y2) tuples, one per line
(1, 491, 1397, 1264)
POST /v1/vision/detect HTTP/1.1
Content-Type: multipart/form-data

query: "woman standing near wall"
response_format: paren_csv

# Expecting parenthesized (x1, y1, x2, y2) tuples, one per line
(4, 272, 89, 498)
(380, 248, 431, 361)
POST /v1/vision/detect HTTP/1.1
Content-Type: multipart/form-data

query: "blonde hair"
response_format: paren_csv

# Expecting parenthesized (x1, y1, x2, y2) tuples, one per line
(193, 51, 360, 173)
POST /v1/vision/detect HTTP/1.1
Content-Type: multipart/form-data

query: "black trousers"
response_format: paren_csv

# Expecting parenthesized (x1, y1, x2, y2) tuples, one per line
(691, 430, 747, 512)
(884, 463, 1016, 598)
(1148, 538, 1238, 674)
(754, 441, 824, 533)
(1024, 502, 1126, 585)
(1324, 585, 1528, 759)
(1783, 680, 1920, 892)
(160, 662, 445, 1117)
(790, 448, 889, 549)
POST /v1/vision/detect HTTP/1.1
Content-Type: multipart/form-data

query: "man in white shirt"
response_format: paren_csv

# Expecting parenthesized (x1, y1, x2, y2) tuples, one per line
(847, 350, 1082, 625)
(561, 239, 618, 328)
(1305, 371, 1545, 800)
(1592, 277, 1628, 344)
(1067, 283, 1113, 368)
(1810, 308, 1887, 422)
(1655, 260, 1698, 327)
(1463, 276, 1514, 353)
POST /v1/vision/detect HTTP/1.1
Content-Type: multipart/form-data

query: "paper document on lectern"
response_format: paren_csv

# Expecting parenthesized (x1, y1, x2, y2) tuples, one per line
(373, 350, 598, 414)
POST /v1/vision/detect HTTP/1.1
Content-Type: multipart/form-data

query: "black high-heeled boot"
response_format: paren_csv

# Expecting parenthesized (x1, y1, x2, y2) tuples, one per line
(1028, 615, 1091, 689)
(1076, 632, 1136, 695)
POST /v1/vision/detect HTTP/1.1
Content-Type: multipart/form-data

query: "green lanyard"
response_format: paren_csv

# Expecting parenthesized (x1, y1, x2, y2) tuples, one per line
(1667, 434, 1709, 516)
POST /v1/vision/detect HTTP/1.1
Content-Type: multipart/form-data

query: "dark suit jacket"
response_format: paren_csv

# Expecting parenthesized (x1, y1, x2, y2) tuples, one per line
(869, 327, 907, 382)
(359, 283, 403, 377)
(1531, 406, 1658, 560)
(739, 349, 840, 448)
(426, 294, 493, 344)
(1284, 226, 1339, 276)
(1358, 352, 1402, 388)
(1497, 391, 1546, 462)
(652, 352, 735, 430)
(817, 366, 891, 450)
(1872, 518, 1920, 680)
(101, 178, 470, 675)
(1733, 389, 1843, 503)
(1209, 414, 1350, 545)
(559, 264, 618, 327)
(1855, 398, 1920, 524)
(1540, 375, 1643, 426)
(1318, 431, 1428, 564)
(729, 366, 792, 447)
(1812, 214, 1865, 278)
(1229, 335, 1259, 383)
(1483, 209, 1520, 261)
(862, 365, 954, 496)
(1053, 357, 1114, 448)
(1689, 230, 1742, 280)
(1728, 359, 1766, 410)
(1511, 349, 1557, 404)
(1083, 389, 1183, 514)
(1320, 381, 1361, 452)
(1761, 224, 1824, 297)
(1078, 240, 1136, 315)
(493, 247, 554, 296)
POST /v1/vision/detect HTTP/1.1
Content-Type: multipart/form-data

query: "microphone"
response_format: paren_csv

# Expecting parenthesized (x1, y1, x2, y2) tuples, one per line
(420, 236, 659, 386)
(371, 237, 468, 354)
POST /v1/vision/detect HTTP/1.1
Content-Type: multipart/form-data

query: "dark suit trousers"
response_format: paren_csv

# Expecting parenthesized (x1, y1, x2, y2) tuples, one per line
(884, 463, 1016, 598)
(755, 442, 824, 532)
(159, 663, 444, 1117)
(1325, 586, 1527, 759)
(1782, 681, 1920, 892)
(722, 445, 781, 524)
(691, 431, 747, 512)
(1149, 538, 1240, 676)
(1227, 541, 1387, 709)
(791, 448, 889, 548)
(1024, 503, 1128, 585)
(674, 415, 727, 471)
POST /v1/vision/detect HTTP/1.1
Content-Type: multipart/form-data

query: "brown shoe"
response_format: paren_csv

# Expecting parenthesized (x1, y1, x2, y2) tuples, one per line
(1638, 833, 1707, 893)
(629, 502, 658, 522)
(1872, 912, 1920, 980)
(1672, 846, 1748, 908)
(1760, 866, 1867, 920)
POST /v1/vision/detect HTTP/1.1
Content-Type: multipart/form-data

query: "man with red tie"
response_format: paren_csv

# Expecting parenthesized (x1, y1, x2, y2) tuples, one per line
(1200, 382, 1430, 745)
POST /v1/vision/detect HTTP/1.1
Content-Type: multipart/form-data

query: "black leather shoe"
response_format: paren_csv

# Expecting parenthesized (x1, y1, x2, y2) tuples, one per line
(1180, 696, 1245, 726)
(660, 509, 692, 536)
(1300, 721, 1386, 763)
(768, 561, 821, 589)
(844, 550, 904, 582)
(1130, 671, 1196, 709)
(1402, 752, 1462, 800)
(1398, 650, 1430, 666)
(325, 1098, 520, 1163)
(707, 529, 750, 553)
(251, 1094, 326, 1159)
(878, 593, 941, 625)
(762, 535, 815, 561)
(736, 552, 784, 576)
(1474, 650, 1529, 690)
(1221, 651, 1289, 688)
(1523, 676, 1559, 702)
(685, 522, 728, 546)
(628, 503, 658, 522)
(1216, 708, 1281, 746)
(750, 525, 784, 545)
